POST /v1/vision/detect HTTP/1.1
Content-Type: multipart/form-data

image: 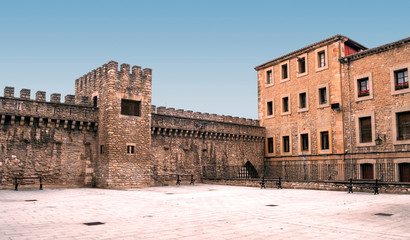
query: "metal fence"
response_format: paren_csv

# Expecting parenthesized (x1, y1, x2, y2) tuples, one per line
(202, 159, 405, 182)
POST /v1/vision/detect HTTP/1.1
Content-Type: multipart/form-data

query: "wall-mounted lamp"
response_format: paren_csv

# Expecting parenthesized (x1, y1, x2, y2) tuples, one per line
(375, 136, 383, 145)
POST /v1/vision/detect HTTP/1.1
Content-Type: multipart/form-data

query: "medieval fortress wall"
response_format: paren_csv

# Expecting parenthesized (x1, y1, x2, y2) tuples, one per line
(0, 61, 264, 188)
(0, 87, 98, 187)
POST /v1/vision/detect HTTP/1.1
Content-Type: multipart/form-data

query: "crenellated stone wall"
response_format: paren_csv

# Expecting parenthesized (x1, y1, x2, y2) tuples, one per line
(0, 87, 98, 188)
(0, 61, 265, 189)
(150, 107, 265, 184)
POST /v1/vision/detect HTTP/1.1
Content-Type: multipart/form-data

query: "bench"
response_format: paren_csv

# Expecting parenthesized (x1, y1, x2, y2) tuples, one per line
(259, 177, 282, 189)
(15, 177, 43, 191)
(346, 178, 380, 194)
(176, 174, 195, 185)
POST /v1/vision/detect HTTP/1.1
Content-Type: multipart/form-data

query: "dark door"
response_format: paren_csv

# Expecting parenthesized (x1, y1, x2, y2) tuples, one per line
(361, 164, 374, 179)
(399, 163, 410, 182)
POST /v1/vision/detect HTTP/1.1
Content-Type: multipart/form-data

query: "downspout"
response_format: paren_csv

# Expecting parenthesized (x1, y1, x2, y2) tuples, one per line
(339, 38, 354, 179)
(346, 59, 354, 179)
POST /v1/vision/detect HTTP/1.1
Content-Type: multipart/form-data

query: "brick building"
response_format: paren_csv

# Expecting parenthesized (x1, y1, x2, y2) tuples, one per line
(255, 35, 409, 183)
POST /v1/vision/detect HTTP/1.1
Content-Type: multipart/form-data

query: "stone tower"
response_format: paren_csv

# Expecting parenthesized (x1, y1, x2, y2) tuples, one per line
(75, 61, 153, 188)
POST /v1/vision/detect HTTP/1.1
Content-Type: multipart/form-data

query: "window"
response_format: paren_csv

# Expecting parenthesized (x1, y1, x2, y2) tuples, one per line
(297, 89, 309, 112)
(280, 61, 290, 82)
(299, 92, 306, 109)
(318, 51, 325, 68)
(393, 106, 410, 145)
(394, 69, 408, 90)
(319, 87, 327, 105)
(397, 111, 410, 141)
(283, 136, 290, 153)
(354, 73, 373, 101)
(121, 99, 141, 116)
(266, 70, 273, 85)
(301, 134, 309, 151)
(320, 131, 329, 150)
(267, 138, 274, 154)
(281, 64, 288, 79)
(390, 64, 410, 95)
(315, 46, 328, 72)
(282, 97, 289, 113)
(127, 145, 135, 154)
(355, 112, 375, 147)
(100, 145, 104, 154)
(359, 117, 372, 143)
(267, 101, 273, 116)
(357, 77, 369, 98)
(298, 57, 306, 74)
(93, 96, 98, 107)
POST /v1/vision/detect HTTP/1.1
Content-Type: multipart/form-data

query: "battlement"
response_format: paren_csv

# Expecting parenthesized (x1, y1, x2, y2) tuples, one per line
(75, 61, 152, 100)
(151, 105, 260, 127)
(1, 87, 98, 130)
(2, 86, 91, 105)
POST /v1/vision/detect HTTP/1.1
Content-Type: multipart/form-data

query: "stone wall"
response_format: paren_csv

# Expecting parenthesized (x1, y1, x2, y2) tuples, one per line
(151, 107, 265, 184)
(0, 88, 98, 189)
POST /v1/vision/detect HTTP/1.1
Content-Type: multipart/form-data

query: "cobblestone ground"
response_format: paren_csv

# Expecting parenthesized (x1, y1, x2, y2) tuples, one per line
(1, 184, 410, 240)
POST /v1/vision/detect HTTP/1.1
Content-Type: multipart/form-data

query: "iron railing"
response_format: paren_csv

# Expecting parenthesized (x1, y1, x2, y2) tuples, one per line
(202, 159, 405, 182)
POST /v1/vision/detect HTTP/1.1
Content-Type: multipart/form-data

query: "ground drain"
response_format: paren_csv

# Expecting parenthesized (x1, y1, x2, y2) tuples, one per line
(83, 222, 105, 226)
(25, 200, 37, 202)
(265, 204, 278, 207)
(375, 213, 393, 216)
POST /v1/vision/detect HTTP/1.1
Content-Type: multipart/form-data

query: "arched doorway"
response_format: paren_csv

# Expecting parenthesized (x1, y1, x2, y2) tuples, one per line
(238, 161, 259, 179)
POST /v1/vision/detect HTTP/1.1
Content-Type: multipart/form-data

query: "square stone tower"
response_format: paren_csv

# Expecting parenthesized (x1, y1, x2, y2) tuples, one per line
(75, 61, 153, 188)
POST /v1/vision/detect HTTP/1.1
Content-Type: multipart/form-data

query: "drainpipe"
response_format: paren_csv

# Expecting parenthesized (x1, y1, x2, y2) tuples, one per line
(346, 59, 354, 179)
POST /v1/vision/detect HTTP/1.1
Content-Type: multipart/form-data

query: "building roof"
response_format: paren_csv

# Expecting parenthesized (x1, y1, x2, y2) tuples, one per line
(341, 36, 410, 63)
(254, 34, 367, 71)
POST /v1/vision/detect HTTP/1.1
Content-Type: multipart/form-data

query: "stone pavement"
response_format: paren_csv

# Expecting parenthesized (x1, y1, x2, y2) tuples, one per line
(1, 184, 410, 240)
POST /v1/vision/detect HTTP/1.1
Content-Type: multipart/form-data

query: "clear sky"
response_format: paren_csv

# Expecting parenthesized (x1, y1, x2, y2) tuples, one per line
(0, 0, 409, 119)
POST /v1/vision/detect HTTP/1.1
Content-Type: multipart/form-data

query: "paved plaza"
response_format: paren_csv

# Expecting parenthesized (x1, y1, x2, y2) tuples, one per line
(1, 184, 410, 240)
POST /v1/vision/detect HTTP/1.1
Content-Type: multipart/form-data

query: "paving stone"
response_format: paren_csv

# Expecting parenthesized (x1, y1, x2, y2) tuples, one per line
(1, 184, 410, 239)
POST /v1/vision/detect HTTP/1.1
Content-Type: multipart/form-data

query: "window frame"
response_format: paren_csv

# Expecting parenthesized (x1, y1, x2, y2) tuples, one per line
(280, 94, 291, 116)
(280, 134, 292, 155)
(264, 67, 274, 87)
(265, 137, 275, 157)
(296, 53, 308, 78)
(317, 128, 332, 154)
(354, 73, 373, 102)
(392, 105, 410, 145)
(317, 83, 330, 108)
(390, 63, 410, 95)
(266, 100, 274, 118)
(299, 131, 311, 155)
(355, 111, 376, 147)
(314, 46, 329, 72)
(297, 89, 309, 113)
(279, 60, 290, 83)
(126, 143, 136, 155)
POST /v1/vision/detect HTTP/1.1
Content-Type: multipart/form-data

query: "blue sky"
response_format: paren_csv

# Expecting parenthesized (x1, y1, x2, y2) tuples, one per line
(0, 0, 409, 119)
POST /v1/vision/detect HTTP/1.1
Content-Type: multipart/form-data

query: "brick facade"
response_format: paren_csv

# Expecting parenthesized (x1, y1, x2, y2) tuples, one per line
(256, 35, 410, 182)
